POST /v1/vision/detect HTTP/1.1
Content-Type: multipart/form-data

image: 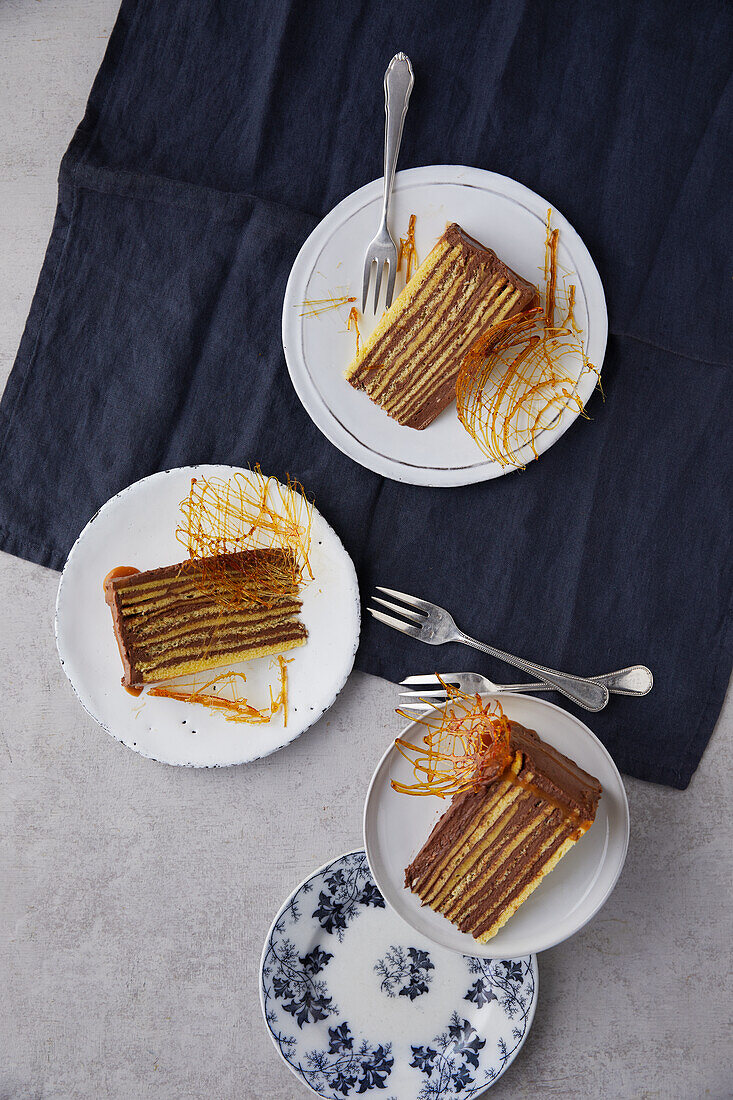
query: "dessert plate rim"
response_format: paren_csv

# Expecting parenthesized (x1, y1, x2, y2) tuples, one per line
(259, 847, 539, 1098)
(282, 163, 608, 487)
(363, 692, 630, 957)
(55, 463, 360, 767)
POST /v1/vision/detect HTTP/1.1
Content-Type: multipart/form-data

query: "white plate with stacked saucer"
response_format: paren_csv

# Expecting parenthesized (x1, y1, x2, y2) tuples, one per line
(282, 164, 607, 487)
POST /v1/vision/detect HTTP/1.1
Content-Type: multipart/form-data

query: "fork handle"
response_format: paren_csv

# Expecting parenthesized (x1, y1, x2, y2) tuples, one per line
(380, 53, 414, 227)
(457, 633, 609, 712)
(502, 665, 653, 697)
(590, 665, 653, 695)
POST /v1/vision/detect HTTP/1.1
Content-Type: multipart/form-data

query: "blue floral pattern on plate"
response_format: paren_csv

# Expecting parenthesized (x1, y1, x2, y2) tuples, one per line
(260, 850, 538, 1099)
(375, 945, 435, 1001)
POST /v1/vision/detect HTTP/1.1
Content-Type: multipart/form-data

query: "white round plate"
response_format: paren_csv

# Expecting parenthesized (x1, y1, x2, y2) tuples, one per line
(55, 465, 360, 766)
(364, 694, 629, 957)
(282, 164, 607, 486)
(260, 850, 538, 1098)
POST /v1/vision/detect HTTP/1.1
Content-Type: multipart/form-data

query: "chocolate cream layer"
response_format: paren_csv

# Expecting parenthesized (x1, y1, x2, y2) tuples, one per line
(404, 720, 602, 941)
(104, 548, 307, 686)
(346, 223, 538, 429)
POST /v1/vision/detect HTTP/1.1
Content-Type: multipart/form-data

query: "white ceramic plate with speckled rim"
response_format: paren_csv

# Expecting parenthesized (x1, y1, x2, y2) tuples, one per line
(55, 465, 360, 766)
(282, 164, 607, 487)
(364, 693, 629, 958)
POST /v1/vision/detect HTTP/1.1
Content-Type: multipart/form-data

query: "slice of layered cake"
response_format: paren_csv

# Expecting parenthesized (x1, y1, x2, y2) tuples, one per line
(345, 223, 538, 429)
(104, 548, 307, 687)
(404, 721, 601, 942)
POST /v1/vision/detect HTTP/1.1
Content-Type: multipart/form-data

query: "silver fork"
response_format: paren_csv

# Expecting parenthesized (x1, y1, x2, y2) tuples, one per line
(369, 586, 610, 712)
(361, 53, 414, 313)
(399, 668, 654, 711)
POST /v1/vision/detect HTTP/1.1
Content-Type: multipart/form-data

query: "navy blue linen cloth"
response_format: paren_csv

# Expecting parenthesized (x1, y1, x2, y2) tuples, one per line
(1, 0, 731, 787)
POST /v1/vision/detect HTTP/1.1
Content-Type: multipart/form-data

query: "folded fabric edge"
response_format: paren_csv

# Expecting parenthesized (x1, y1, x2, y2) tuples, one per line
(0, 172, 76, 464)
(0, 523, 67, 573)
(69, 159, 322, 223)
(63, 0, 139, 171)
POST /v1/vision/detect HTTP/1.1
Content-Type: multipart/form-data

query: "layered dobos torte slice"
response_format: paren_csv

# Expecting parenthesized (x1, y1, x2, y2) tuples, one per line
(345, 223, 538, 429)
(405, 722, 601, 942)
(104, 548, 307, 687)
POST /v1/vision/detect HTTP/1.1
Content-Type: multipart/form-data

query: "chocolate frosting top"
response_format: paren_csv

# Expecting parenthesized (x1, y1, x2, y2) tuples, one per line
(442, 223, 539, 300)
(105, 547, 295, 594)
(506, 720, 602, 818)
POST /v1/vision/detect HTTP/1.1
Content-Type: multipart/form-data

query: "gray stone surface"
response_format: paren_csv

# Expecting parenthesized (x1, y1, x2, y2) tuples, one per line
(0, 2, 731, 1097)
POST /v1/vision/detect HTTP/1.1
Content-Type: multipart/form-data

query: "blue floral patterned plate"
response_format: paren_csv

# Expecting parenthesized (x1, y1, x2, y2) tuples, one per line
(260, 850, 538, 1098)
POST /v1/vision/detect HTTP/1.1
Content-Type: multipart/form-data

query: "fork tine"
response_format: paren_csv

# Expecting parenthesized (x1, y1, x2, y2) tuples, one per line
(368, 607, 422, 638)
(372, 260, 385, 313)
(399, 703, 435, 712)
(375, 586, 432, 612)
(400, 674, 462, 687)
(384, 257, 396, 309)
(398, 689, 448, 699)
(372, 596, 424, 624)
(361, 257, 373, 313)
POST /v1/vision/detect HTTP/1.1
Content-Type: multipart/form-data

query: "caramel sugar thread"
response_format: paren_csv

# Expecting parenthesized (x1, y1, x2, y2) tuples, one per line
(347, 306, 361, 356)
(392, 680, 513, 799)
(299, 294, 357, 318)
(456, 210, 600, 469)
(397, 213, 418, 282)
